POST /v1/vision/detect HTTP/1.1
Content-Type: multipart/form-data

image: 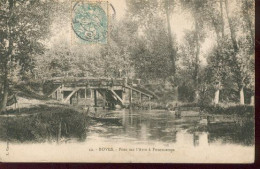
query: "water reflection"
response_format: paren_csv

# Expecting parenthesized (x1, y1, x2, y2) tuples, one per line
(0, 108, 254, 147)
(207, 121, 254, 146)
(87, 109, 254, 147)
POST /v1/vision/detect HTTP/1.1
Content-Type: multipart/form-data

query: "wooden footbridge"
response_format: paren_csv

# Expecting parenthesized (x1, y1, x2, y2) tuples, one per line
(48, 77, 156, 108)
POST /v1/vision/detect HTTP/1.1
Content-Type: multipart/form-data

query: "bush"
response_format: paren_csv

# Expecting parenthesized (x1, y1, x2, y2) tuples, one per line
(201, 104, 254, 116)
(0, 107, 87, 143)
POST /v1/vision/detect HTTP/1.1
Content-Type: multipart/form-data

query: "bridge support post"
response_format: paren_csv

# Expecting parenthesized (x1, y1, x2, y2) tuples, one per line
(94, 89, 97, 107)
(103, 90, 106, 108)
(61, 84, 64, 101)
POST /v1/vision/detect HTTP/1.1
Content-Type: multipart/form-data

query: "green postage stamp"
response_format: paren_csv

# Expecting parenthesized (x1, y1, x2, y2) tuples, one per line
(0, 0, 255, 164)
(71, 1, 108, 44)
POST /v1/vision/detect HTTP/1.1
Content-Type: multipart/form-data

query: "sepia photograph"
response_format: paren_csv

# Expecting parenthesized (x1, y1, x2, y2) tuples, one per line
(0, 0, 255, 163)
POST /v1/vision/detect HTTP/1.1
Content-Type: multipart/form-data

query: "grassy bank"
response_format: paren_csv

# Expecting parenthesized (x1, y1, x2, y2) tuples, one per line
(130, 100, 254, 116)
(201, 104, 254, 116)
(0, 105, 88, 143)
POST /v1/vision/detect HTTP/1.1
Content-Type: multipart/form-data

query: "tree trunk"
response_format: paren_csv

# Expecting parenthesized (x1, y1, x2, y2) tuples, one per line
(216, 0, 225, 104)
(239, 87, 244, 105)
(225, 0, 247, 105)
(0, 75, 9, 113)
(194, 18, 200, 103)
(214, 89, 220, 105)
(243, 0, 254, 48)
(165, 0, 176, 76)
(0, 0, 14, 113)
(250, 95, 254, 105)
(220, 0, 225, 38)
(224, 0, 238, 53)
(165, 0, 178, 102)
(208, 1, 224, 106)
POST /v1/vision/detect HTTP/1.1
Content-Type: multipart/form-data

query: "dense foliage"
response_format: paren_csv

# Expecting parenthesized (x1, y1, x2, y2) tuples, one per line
(0, 106, 87, 142)
(0, 0, 255, 112)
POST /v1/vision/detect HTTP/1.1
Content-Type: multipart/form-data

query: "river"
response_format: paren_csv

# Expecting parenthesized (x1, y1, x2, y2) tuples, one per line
(0, 109, 254, 163)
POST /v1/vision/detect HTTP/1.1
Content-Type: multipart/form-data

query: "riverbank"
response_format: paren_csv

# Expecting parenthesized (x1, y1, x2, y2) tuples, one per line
(0, 95, 254, 150)
(135, 100, 254, 116)
(0, 87, 254, 144)
(0, 103, 88, 143)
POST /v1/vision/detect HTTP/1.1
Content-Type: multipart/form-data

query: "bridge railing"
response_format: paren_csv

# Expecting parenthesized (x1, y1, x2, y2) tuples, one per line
(51, 77, 137, 87)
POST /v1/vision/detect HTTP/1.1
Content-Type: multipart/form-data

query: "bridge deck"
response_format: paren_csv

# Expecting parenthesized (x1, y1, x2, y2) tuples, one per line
(50, 77, 156, 98)
(48, 77, 157, 107)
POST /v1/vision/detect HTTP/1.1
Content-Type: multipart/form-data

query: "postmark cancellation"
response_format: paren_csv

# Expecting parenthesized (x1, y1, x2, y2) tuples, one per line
(71, 0, 108, 44)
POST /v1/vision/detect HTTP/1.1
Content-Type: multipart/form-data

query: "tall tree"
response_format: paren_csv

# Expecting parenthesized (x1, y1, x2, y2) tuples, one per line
(241, 0, 255, 49)
(125, 0, 175, 82)
(178, 30, 199, 102)
(180, 0, 207, 103)
(164, 0, 177, 77)
(204, 0, 226, 105)
(240, 0, 255, 105)
(0, 0, 51, 112)
(224, 0, 254, 105)
(163, 0, 179, 101)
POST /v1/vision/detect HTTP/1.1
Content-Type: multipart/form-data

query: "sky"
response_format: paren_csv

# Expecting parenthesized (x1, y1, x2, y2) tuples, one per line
(110, 0, 192, 42)
(47, 0, 219, 65)
(109, 0, 213, 65)
(49, 0, 195, 44)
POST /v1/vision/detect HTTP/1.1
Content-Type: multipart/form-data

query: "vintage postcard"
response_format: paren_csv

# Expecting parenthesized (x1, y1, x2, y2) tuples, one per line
(0, 0, 255, 163)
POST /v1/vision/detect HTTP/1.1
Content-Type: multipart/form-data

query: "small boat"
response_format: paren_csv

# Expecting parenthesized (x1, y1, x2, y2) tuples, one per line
(199, 115, 236, 126)
(88, 112, 122, 124)
(89, 116, 122, 124)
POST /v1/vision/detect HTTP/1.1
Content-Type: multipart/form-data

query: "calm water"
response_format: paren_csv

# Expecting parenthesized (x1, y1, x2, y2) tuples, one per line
(0, 109, 254, 162)
(86, 109, 254, 146)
